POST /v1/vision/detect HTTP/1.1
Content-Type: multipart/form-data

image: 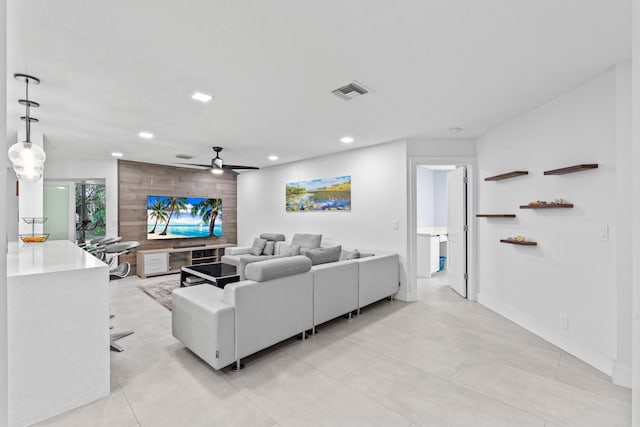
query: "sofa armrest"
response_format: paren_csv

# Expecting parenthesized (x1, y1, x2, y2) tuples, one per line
(357, 252, 400, 308)
(225, 246, 251, 256)
(171, 285, 235, 370)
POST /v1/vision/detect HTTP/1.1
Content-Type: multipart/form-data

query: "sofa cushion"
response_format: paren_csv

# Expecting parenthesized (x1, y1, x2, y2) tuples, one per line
(245, 256, 312, 282)
(259, 233, 286, 242)
(274, 242, 302, 256)
(262, 241, 275, 256)
(340, 248, 361, 261)
(291, 233, 322, 251)
(287, 245, 301, 256)
(249, 238, 267, 256)
(305, 245, 342, 266)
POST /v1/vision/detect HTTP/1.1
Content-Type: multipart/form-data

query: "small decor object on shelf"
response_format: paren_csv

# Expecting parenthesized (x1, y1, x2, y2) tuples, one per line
(520, 200, 573, 209)
(512, 235, 526, 242)
(20, 217, 49, 243)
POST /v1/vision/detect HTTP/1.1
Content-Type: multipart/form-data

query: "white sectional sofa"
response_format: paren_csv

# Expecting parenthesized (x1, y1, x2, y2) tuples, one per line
(172, 256, 314, 370)
(173, 240, 400, 370)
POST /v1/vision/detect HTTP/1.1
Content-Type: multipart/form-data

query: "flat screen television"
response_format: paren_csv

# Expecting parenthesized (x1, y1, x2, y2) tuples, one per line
(147, 195, 222, 240)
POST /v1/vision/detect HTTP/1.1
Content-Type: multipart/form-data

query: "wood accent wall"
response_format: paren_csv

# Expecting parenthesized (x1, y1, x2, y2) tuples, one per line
(118, 160, 237, 272)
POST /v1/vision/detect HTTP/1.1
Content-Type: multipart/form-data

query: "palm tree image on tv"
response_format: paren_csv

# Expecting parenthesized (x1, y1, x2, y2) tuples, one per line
(191, 198, 223, 237)
(147, 196, 223, 240)
(159, 197, 188, 236)
(148, 199, 168, 234)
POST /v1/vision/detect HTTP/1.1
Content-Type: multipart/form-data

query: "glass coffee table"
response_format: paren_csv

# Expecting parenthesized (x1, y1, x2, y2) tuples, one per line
(180, 262, 240, 288)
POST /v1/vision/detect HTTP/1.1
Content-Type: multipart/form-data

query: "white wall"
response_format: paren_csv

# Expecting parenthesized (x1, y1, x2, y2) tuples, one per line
(476, 67, 629, 377)
(416, 167, 449, 228)
(238, 141, 410, 299)
(44, 159, 118, 238)
(433, 171, 448, 227)
(1, 0, 8, 424)
(632, 0, 640, 421)
(416, 166, 435, 227)
(5, 168, 17, 241)
(615, 62, 632, 387)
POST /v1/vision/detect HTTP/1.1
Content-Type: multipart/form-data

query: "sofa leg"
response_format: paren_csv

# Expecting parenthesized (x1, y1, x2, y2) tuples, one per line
(301, 330, 307, 340)
(348, 312, 353, 319)
(312, 326, 317, 335)
(357, 308, 361, 316)
(232, 360, 244, 371)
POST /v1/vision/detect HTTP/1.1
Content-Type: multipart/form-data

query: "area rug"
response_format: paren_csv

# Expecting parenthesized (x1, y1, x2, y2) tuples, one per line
(138, 278, 180, 311)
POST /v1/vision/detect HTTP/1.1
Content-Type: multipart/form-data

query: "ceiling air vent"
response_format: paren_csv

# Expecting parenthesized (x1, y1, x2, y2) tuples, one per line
(331, 81, 369, 101)
(175, 154, 194, 160)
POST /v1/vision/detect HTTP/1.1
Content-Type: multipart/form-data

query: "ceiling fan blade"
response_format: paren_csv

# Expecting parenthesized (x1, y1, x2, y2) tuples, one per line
(222, 164, 260, 170)
(176, 163, 212, 168)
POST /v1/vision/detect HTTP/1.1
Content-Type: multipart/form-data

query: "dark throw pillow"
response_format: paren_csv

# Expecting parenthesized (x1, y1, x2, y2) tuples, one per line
(262, 240, 275, 256)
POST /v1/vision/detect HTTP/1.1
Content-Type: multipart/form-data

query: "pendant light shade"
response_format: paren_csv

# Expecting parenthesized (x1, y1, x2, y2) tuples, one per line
(9, 73, 45, 182)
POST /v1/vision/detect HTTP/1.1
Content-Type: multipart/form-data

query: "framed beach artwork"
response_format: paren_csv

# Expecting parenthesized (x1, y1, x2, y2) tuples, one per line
(286, 175, 351, 212)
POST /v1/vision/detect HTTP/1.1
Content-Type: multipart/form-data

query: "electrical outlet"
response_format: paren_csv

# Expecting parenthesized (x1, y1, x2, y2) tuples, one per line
(562, 315, 569, 329)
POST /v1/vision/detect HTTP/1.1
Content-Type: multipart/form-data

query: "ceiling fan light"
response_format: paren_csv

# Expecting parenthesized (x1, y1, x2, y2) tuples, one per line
(211, 168, 223, 175)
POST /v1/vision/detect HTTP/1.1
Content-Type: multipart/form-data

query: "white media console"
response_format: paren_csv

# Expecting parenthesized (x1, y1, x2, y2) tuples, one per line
(136, 243, 234, 278)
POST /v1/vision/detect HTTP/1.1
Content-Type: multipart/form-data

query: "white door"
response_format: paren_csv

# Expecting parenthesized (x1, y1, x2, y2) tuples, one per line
(446, 166, 467, 297)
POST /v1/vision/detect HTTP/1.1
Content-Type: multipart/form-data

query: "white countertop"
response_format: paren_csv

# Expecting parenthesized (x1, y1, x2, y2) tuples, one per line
(7, 240, 107, 277)
(417, 226, 448, 236)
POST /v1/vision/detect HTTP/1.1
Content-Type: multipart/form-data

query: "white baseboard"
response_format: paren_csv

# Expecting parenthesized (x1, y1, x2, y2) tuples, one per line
(477, 292, 615, 377)
(612, 363, 632, 388)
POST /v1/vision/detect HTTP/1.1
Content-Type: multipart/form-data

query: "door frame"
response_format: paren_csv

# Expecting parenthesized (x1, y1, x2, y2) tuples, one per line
(407, 156, 477, 302)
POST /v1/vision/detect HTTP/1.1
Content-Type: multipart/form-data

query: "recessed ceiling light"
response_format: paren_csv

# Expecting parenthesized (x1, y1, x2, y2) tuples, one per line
(448, 127, 462, 134)
(111, 152, 124, 157)
(268, 155, 279, 161)
(138, 131, 154, 139)
(340, 136, 354, 144)
(192, 92, 213, 103)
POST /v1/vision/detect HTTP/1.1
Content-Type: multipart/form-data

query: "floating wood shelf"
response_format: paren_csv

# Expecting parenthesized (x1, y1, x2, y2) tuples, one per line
(500, 239, 537, 246)
(476, 214, 516, 218)
(484, 171, 528, 181)
(520, 204, 573, 209)
(543, 164, 598, 175)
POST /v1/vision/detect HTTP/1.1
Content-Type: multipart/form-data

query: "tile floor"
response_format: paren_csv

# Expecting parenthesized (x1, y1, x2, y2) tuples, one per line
(34, 272, 631, 427)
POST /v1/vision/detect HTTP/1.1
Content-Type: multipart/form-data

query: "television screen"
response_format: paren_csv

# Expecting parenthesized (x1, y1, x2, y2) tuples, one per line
(147, 195, 222, 240)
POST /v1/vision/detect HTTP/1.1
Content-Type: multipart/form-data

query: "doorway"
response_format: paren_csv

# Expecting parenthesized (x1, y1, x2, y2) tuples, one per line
(408, 158, 476, 302)
(415, 164, 467, 299)
(42, 179, 107, 243)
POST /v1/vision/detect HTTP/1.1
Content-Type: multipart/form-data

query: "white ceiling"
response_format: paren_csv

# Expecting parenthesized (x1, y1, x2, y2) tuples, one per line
(6, 0, 631, 170)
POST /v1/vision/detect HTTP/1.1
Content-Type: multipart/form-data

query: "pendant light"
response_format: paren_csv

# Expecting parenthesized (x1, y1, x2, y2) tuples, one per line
(8, 73, 46, 182)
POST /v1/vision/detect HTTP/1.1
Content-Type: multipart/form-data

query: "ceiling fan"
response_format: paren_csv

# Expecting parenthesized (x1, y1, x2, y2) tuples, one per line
(179, 146, 259, 175)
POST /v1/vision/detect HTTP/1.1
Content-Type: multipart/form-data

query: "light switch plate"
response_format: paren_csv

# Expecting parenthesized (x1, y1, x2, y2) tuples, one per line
(598, 225, 609, 241)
